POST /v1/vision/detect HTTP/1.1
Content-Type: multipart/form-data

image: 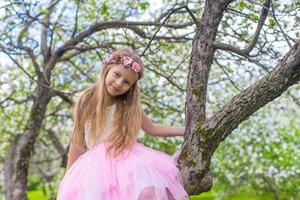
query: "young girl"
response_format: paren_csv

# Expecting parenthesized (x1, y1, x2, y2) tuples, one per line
(57, 48, 188, 199)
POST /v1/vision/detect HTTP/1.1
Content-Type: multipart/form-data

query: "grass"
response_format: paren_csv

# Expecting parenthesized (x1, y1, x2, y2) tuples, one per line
(188, 182, 274, 200)
(28, 190, 48, 200)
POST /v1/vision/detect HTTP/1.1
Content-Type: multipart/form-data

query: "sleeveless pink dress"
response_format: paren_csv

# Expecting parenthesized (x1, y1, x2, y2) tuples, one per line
(57, 104, 188, 199)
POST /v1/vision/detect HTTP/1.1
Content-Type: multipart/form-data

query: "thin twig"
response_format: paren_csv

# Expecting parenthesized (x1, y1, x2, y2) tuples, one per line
(142, 5, 199, 56)
(270, 1, 292, 48)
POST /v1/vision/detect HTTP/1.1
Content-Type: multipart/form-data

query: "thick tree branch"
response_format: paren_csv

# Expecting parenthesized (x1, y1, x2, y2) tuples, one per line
(179, 0, 234, 194)
(44, 20, 192, 78)
(207, 40, 300, 150)
(58, 42, 129, 62)
(57, 20, 193, 52)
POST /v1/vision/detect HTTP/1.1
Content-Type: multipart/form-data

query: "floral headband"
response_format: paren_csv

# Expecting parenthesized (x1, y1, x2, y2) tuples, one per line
(106, 54, 141, 73)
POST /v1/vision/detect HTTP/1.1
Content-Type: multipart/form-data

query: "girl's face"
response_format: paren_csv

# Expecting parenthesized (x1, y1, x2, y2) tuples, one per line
(105, 64, 139, 97)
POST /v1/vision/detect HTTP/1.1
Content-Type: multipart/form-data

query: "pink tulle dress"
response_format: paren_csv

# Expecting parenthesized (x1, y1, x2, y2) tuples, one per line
(57, 104, 188, 200)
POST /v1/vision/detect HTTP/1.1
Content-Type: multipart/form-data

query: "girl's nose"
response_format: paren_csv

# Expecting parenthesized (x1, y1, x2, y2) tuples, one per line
(115, 79, 122, 88)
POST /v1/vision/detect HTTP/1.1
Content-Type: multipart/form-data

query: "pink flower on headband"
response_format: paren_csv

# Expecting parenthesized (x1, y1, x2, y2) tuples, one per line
(122, 56, 133, 66)
(105, 54, 141, 73)
(131, 62, 141, 73)
(106, 55, 114, 64)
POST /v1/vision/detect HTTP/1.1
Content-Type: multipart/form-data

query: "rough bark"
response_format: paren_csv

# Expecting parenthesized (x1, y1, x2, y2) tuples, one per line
(4, 80, 52, 200)
(179, 0, 233, 194)
(178, 0, 300, 195)
(206, 40, 300, 149)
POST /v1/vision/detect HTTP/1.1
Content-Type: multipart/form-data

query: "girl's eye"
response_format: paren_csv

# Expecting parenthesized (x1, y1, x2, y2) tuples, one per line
(114, 72, 120, 77)
(124, 80, 130, 85)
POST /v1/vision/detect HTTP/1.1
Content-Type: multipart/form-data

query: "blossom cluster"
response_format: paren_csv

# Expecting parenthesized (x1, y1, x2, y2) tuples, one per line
(106, 54, 141, 73)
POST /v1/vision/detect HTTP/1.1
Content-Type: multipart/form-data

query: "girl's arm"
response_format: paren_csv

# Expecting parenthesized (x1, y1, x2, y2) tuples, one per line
(66, 142, 84, 171)
(141, 110, 185, 137)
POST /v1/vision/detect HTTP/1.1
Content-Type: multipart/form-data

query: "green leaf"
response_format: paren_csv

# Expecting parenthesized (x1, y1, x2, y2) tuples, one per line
(139, 2, 149, 11)
(268, 18, 275, 28)
(238, 1, 247, 11)
(101, 3, 109, 16)
(249, 13, 259, 21)
(9, 21, 16, 26)
(20, 31, 27, 39)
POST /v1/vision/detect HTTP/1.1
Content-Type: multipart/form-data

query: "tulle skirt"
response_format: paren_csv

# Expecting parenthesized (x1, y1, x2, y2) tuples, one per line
(57, 141, 188, 200)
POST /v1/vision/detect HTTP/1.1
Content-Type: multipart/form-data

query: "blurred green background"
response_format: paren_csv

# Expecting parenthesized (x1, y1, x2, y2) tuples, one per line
(1, 0, 299, 199)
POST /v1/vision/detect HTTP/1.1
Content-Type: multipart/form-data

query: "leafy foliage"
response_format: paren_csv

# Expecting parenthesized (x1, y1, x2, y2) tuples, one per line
(0, 0, 299, 198)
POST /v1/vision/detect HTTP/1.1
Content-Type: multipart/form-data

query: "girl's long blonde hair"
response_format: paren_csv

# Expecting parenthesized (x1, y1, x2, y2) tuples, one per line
(71, 48, 144, 157)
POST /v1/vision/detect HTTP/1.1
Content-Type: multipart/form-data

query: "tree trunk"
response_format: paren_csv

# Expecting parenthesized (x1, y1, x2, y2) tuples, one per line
(4, 80, 52, 200)
(179, 0, 233, 194)
(180, 39, 299, 195)
(178, 0, 300, 195)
